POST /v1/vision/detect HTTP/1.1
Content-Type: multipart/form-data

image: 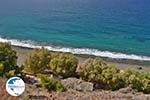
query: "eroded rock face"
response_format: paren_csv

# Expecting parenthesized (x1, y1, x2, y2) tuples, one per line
(61, 78, 94, 92)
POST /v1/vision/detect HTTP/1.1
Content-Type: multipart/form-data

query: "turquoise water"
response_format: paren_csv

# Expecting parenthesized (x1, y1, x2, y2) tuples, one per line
(0, 0, 150, 60)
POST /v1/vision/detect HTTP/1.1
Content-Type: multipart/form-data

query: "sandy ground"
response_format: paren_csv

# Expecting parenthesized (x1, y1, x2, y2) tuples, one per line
(12, 46, 150, 72)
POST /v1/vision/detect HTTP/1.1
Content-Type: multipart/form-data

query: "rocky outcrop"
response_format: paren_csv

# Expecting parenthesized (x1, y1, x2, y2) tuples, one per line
(61, 78, 94, 92)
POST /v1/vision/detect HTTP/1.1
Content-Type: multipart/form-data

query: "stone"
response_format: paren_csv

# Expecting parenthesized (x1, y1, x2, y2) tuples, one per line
(61, 78, 94, 92)
(118, 87, 135, 94)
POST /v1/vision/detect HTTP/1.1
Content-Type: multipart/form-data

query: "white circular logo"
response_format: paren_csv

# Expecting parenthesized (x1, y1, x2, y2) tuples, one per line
(6, 77, 25, 96)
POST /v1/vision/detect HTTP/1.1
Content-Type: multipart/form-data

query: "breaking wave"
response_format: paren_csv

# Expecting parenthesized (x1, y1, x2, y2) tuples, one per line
(0, 37, 150, 61)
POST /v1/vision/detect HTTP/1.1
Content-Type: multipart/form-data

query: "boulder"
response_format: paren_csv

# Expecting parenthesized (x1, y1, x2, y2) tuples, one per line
(61, 78, 94, 92)
(118, 87, 135, 94)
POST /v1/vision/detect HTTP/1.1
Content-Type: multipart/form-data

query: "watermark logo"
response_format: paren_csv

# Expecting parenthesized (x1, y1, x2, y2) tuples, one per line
(6, 77, 25, 96)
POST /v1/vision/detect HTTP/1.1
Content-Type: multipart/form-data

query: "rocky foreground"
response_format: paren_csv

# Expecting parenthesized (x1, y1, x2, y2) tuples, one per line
(25, 78, 150, 100)
(0, 77, 150, 100)
(27, 88, 150, 100)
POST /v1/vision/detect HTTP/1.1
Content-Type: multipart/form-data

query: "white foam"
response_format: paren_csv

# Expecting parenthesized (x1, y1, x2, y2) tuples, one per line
(0, 37, 150, 61)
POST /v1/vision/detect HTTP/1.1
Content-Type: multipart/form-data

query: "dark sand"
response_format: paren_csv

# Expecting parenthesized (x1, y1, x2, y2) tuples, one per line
(12, 46, 150, 72)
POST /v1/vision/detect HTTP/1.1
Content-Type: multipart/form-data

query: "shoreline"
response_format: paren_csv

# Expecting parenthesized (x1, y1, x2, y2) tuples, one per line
(12, 45, 150, 72)
(1, 37, 150, 61)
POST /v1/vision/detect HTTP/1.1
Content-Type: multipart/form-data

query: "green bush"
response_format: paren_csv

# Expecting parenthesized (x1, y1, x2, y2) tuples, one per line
(0, 42, 18, 76)
(24, 48, 51, 74)
(0, 63, 4, 73)
(142, 78, 150, 94)
(37, 74, 65, 92)
(5, 66, 22, 78)
(77, 58, 124, 90)
(76, 58, 107, 83)
(5, 70, 16, 78)
(122, 69, 150, 93)
(49, 53, 78, 77)
(101, 66, 125, 90)
(77, 58, 150, 93)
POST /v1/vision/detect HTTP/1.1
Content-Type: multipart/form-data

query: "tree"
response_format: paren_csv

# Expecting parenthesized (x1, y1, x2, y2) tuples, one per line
(24, 48, 51, 74)
(0, 42, 17, 76)
(49, 53, 78, 77)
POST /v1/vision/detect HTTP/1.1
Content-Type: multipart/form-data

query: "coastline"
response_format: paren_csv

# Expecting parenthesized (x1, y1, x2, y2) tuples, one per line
(12, 45, 150, 72)
(1, 37, 150, 61)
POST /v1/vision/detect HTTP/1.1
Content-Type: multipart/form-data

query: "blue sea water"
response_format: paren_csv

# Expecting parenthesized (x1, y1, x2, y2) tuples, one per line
(0, 0, 150, 60)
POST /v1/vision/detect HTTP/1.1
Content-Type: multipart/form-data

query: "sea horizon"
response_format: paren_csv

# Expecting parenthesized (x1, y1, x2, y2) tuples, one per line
(0, 0, 150, 61)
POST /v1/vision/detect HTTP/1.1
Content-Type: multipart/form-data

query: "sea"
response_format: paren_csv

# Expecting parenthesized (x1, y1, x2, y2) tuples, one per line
(0, 0, 150, 61)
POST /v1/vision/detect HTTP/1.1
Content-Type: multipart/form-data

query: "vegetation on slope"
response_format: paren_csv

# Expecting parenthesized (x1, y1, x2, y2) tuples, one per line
(77, 58, 150, 93)
(23, 48, 51, 74)
(0, 43, 20, 77)
(76, 58, 124, 90)
(50, 53, 78, 77)
(0, 42, 149, 93)
(37, 74, 66, 92)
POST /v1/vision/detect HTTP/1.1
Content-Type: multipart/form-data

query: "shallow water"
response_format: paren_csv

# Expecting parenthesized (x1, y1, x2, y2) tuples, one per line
(0, 0, 150, 60)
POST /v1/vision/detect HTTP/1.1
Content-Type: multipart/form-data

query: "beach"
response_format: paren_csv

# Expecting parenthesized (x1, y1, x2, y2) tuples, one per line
(0, 0, 150, 99)
(12, 46, 150, 72)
